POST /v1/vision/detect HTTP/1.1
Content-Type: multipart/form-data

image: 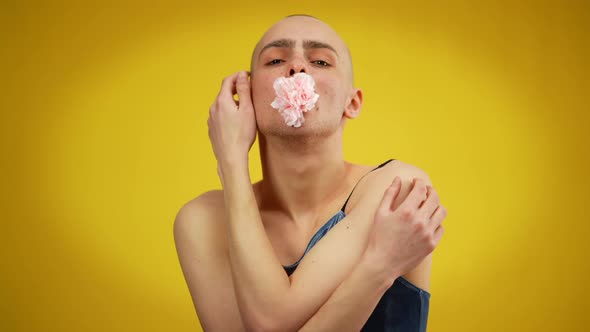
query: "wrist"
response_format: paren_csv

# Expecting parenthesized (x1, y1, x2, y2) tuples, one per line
(359, 248, 401, 290)
(218, 153, 248, 172)
(218, 158, 250, 186)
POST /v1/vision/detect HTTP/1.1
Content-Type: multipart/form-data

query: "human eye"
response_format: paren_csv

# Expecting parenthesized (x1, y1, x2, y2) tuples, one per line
(267, 59, 284, 65)
(312, 60, 330, 67)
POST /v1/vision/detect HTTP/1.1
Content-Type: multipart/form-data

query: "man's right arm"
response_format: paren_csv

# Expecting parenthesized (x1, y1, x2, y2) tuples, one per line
(173, 192, 245, 332)
(298, 249, 397, 331)
(173, 194, 395, 332)
(173, 165, 445, 331)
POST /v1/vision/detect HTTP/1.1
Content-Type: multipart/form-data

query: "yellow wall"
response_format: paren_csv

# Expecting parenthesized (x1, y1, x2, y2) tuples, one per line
(3, 1, 588, 331)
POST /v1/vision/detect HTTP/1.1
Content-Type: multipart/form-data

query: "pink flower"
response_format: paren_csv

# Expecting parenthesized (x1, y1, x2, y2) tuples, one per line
(270, 72, 320, 128)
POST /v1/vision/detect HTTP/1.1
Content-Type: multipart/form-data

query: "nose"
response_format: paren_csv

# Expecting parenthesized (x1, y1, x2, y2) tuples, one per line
(288, 57, 307, 76)
(289, 68, 306, 76)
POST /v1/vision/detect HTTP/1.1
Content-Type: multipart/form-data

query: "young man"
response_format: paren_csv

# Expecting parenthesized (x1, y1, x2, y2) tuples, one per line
(174, 15, 447, 332)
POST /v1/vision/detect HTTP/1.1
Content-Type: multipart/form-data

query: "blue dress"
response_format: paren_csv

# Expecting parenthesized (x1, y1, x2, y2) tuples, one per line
(283, 159, 431, 332)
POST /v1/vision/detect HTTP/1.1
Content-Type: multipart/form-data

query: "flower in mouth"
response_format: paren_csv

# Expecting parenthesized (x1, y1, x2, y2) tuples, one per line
(270, 72, 320, 128)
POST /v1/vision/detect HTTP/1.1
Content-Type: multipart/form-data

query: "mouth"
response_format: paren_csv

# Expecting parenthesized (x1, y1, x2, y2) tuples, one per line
(270, 72, 320, 128)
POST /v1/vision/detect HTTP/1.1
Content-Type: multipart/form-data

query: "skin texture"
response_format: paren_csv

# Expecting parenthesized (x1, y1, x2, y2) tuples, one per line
(174, 15, 446, 332)
(250, 16, 360, 142)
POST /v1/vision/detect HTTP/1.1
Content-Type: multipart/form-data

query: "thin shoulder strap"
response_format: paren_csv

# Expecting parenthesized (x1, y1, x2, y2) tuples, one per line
(340, 159, 396, 212)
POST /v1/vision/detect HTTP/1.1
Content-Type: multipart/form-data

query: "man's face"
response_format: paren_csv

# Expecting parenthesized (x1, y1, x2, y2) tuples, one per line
(250, 16, 357, 138)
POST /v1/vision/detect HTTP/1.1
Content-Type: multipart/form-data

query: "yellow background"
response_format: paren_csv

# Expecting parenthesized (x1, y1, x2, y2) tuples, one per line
(2, 1, 588, 331)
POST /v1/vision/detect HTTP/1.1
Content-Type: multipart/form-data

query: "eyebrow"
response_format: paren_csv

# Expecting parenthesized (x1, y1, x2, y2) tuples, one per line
(258, 38, 339, 59)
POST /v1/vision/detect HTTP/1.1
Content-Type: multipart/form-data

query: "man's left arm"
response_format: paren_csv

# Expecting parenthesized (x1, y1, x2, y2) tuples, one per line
(208, 71, 444, 331)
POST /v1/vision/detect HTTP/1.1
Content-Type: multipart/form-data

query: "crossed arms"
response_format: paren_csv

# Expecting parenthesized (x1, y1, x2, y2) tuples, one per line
(174, 160, 445, 331)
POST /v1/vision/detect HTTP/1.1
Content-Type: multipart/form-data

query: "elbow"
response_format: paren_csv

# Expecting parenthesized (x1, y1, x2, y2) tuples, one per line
(241, 310, 289, 332)
(243, 319, 282, 332)
(243, 317, 282, 332)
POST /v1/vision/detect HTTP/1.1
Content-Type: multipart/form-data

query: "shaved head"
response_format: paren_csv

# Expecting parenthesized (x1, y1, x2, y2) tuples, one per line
(250, 15, 355, 86)
(248, 14, 364, 139)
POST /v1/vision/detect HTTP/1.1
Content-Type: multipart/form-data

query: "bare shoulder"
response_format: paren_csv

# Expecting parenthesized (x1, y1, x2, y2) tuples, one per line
(346, 159, 433, 213)
(379, 160, 433, 209)
(173, 189, 230, 273)
(348, 159, 435, 293)
(173, 190, 245, 331)
(175, 189, 225, 225)
(374, 159, 433, 186)
(173, 190, 227, 254)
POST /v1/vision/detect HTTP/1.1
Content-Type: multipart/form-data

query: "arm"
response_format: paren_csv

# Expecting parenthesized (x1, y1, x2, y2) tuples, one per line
(173, 192, 245, 332)
(207, 71, 445, 331)
(221, 161, 443, 331)
(208, 71, 391, 330)
(297, 250, 398, 332)
(299, 173, 442, 331)
(174, 172, 444, 332)
(172, 186, 389, 332)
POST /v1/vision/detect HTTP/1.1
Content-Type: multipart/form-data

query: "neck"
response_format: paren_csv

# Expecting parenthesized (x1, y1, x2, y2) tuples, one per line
(257, 130, 350, 223)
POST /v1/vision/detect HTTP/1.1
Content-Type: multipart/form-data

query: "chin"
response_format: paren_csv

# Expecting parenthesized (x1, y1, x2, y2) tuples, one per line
(259, 118, 339, 140)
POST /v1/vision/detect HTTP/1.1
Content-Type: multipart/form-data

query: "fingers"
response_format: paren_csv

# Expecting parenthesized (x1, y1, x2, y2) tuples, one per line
(378, 176, 402, 214)
(419, 186, 440, 219)
(235, 71, 252, 110)
(215, 71, 251, 111)
(218, 73, 239, 100)
(428, 205, 447, 232)
(398, 178, 428, 212)
(433, 225, 444, 245)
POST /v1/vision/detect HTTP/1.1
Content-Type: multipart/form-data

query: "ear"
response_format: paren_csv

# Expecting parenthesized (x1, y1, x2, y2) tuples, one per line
(343, 88, 363, 119)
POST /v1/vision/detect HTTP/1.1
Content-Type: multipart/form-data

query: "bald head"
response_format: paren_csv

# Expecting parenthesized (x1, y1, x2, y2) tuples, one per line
(250, 15, 354, 85)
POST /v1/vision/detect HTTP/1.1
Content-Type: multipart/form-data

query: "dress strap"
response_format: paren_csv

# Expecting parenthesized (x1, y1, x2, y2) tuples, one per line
(340, 159, 395, 212)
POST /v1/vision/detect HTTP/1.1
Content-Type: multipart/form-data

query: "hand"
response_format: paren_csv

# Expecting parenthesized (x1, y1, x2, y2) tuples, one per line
(366, 177, 446, 282)
(207, 71, 257, 169)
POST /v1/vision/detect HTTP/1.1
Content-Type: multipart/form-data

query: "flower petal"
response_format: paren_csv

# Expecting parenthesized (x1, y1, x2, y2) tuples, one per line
(270, 73, 320, 127)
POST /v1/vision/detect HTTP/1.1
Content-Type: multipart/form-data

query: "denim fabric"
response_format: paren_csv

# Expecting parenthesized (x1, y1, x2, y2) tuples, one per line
(283, 210, 431, 332)
(282, 158, 430, 331)
(361, 276, 430, 332)
(283, 210, 346, 276)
